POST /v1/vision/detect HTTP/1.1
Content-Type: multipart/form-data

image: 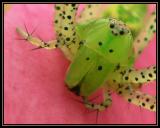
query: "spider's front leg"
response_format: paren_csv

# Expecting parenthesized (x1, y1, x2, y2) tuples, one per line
(16, 27, 57, 50)
(16, 4, 79, 60)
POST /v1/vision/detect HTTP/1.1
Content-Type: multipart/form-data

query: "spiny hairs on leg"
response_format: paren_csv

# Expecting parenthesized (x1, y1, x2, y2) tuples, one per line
(133, 9, 156, 58)
(16, 27, 57, 50)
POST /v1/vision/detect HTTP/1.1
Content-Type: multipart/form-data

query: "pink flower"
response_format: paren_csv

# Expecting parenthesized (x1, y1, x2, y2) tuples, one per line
(4, 4, 156, 124)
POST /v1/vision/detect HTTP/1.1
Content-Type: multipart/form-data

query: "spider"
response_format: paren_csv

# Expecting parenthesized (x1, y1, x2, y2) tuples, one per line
(15, 4, 156, 123)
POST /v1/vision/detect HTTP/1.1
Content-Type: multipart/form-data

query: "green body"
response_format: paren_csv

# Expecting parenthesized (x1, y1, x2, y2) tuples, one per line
(65, 18, 134, 97)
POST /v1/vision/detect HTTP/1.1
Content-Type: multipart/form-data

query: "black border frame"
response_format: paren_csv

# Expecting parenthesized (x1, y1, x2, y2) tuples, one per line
(1, 1, 159, 126)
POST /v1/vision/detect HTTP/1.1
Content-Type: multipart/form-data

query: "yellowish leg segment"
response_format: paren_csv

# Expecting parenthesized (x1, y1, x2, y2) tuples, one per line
(16, 27, 57, 50)
(107, 81, 156, 112)
(77, 4, 108, 23)
(133, 9, 156, 58)
(108, 65, 156, 84)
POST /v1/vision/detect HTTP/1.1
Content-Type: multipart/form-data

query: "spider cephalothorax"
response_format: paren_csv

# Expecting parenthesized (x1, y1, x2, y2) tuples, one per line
(16, 4, 156, 113)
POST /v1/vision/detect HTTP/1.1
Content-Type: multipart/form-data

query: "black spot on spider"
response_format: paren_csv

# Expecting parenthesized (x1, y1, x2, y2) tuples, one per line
(118, 84, 123, 88)
(147, 79, 150, 82)
(73, 7, 78, 10)
(86, 57, 90, 61)
(118, 91, 122, 94)
(150, 25, 154, 29)
(89, 12, 92, 15)
(115, 33, 118, 36)
(72, 40, 76, 44)
(62, 16, 65, 19)
(110, 23, 115, 28)
(154, 70, 156, 74)
(125, 76, 129, 80)
(128, 99, 132, 102)
(55, 44, 58, 48)
(146, 98, 150, 102)
(125, 86, 130, 90)
(62, 11, 65, 14)
(151, 11, 155, 15)
(55, 6, 60, 10)
(128, 69, 132, 72)
(142, 75, 145, 78)
(150, 105, 154, 110)
(109, 49, 114, 53)
(138, 51, 142, 54)
(64, 27, 68, 30)
(88, 5, 91, 8)
(100, 103, 104, 106)
(73, 32, 76, 36)
(113, 80, 116, 82)
(135, 77, 138, 81)
(79, 41, 84, 45)
(136, 95, 140, 99)
(57, 40, 60, 43)
(153, 30, 156, 33)
(115, 64, 120, 71)
(71, 4, 76, 7)
(54, 20, 58, 23)
(137, 39, 140, 43)
(104, 104, 108, 108)
(98, 42, 102, 46)
(144, 37, 148, 41)
(119, 30, 124, 35)
(66, 37, 70, 41)
(98, 66, 103, 71)
(130, 93, 133, 95)
(112, 31, 118, 36)
(70, 22, 74, 24)
(91, 104, 94, 108)
(148, 73, 153, 78)
(67, 15, 72, 19)
(59, 33, 62, 36)
(59, 13, 63, 17)
(142, 103, 145, 106)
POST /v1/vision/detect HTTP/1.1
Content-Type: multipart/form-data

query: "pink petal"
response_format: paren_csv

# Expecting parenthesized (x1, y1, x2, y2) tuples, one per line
(4, 4, 156, 124)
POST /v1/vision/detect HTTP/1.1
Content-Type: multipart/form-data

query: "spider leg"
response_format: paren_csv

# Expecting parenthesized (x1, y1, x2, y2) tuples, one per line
(82, 87, 112, 112)
(108, 65, 156, 84)
(54, 4, 80, 56)
(77, 4, 107, 23)
(16, 27, 57, 50)
(107, 81, 156, 112)
(133, 9, 156, 58)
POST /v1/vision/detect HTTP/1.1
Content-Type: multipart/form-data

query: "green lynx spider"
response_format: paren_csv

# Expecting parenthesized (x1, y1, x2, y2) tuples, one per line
(16, 4, 156, 112)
